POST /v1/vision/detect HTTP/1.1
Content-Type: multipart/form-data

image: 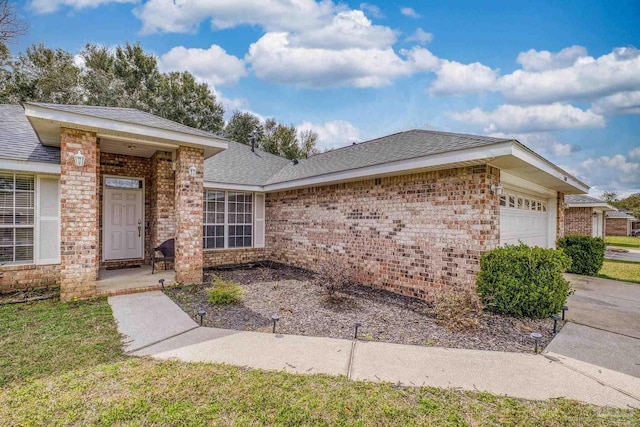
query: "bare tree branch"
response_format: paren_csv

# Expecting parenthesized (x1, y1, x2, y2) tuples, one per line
(0, 0, 28, 44)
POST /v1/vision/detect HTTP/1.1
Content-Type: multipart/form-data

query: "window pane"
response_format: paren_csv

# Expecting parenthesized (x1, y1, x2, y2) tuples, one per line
(0, 246, 12, 263)
(15, 175, 34, 191)
(105, 178, 142, 188)
(0, 208, 12, 224)
(15, 228, 33, 245)
(15, 245, 33, 262)
(0, 174, 14, 190)
(0, 228, 13, 245)
(0, 192, 12, 208)
(15, 208, 34, 225)
(0, 172, 35, 264)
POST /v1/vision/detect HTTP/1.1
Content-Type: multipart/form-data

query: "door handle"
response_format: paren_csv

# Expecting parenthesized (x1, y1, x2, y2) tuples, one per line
(138, 219, 142, 237)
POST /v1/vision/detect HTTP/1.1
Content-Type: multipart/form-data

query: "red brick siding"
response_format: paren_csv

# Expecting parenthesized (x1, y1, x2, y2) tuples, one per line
(150, 151, 176, 249)
(60, 128, 99, 301)
(0, 264, 60, 294)
(556, 192, 565, 240)
(174, 146, 204, 284)
(204, 248, 267, 268)
(98, 152, 152, 267)
(265, 165, 500, 299)
(564, 207, 592, 236)
(606, 218, 630, 236)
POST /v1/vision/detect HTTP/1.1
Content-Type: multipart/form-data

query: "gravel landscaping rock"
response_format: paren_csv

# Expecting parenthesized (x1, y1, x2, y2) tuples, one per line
(165, 262, 563, 353)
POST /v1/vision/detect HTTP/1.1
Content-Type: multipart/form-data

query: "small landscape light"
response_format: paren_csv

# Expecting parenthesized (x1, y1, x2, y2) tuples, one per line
(271, 314, 280, 333)
(159, 278, 165, 290)
(562, 305, 568, 320)
(530, 332, 542, 353)
(551, 314, 561, 334)
(197, 309, 206, 326)
(353, 321, 362, 340)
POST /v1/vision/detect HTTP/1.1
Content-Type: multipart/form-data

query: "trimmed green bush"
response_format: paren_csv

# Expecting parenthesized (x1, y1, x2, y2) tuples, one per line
(476, 243, 572, 318)
(557, 235, 605, 276)
(207, 275, 244, 305)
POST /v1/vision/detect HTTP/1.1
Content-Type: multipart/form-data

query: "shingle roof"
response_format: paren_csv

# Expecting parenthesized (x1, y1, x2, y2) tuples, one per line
(0, 105, 60, 164)
(564, 194, 608, 205)
(204, 140, 290, 186)
(264, 129, 512, 185)
(27, 102, 220, 139)
(606, 210, 637, 219)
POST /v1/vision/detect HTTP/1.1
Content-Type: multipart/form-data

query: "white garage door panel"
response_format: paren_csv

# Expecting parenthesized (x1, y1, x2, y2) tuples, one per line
(500, 191, 549, 248)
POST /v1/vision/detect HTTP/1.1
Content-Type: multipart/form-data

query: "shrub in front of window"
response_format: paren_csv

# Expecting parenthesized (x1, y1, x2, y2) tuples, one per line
(476, 243, 572, 318)
(557, 235, 605, 276)
(207, 275, 245, 305)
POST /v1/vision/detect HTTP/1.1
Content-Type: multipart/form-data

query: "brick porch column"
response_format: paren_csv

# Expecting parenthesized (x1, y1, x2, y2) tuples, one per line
(174, 146, 204, 284)
(60, 128, 100, 301)
(150, 151, 176, 249)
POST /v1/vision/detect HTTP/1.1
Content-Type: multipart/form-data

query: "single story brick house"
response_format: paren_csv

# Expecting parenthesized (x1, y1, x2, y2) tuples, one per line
(564, 194, 616, 238)
(605, 210, 638, 236)
(0, 103, 588, 301)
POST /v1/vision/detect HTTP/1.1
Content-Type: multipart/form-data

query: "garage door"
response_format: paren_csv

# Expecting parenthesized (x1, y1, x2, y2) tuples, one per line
(500, 190, 549, 247)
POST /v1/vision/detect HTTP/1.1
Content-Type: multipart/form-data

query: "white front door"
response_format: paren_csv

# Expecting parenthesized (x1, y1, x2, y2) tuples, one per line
(592, 212, 603, 237)
(104, 188, 143, 260)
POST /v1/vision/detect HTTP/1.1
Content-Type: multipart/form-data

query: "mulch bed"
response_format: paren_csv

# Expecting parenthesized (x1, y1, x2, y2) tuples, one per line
(165, 262, 563, 353)
(0, 288, 59, 305)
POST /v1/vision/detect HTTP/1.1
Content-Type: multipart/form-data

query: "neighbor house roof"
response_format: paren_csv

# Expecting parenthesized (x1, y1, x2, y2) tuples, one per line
(564, 194, 616, 210)
(606, 211, 637, 220)
(0, 105, 60, 164)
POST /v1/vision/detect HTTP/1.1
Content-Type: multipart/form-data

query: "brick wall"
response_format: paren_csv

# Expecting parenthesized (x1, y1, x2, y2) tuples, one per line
(204, 248, 267, 268)
(265, 165, 500, 299)
(0, 264, 60, 294)
(60, 128, 99, 301)
(565, 207, 592, 236)
(174, 146, 204, 284)
(98, 152, 152, 267)
(150, 151, 176, 250)
(606, 218, 630, 236)
(556, 192, 565, 240)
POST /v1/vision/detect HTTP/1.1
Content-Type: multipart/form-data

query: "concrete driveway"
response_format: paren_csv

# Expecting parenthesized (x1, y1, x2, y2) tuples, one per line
(546, 274, 640, 378)
(605, 248, 640, 263)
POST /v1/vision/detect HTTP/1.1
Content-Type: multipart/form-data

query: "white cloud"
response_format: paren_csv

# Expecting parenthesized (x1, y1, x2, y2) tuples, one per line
(246, 32, 420, 88)
(297, 120, 361, 150)
(489, 132, 579, 158)
(359, 3, 383, 18)
(28, 0, 136, 14)
(516, 45, 588, 72)
(629, 147, 640, 161)
(451, 103, 605, 133)
(158, 45, 246, 86)
(591, 91, 640, 115)
(134, 0, 336, 35)
(406, 28, 434, 44)
(429, 60, 498, 96)
(400, 7, 420, 18)
(500, 47, 640, 104)
(578, 153, 640, 189)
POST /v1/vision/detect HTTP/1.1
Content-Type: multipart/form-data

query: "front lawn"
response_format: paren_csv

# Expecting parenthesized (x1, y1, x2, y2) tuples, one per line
(0, 298, 638, 425)
(599, 259, 640, 284)
(605, 236, 640, 250)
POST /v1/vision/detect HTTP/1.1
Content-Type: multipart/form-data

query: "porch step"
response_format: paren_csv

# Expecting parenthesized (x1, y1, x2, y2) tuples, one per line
(96, 283, 173, 297)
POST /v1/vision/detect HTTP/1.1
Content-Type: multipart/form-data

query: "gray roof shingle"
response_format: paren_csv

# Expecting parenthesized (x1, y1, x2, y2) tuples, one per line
(26, 102, 221, 139)
(606, 210, 637, 219)
(0, 104, 60, 164)
(564, 194, 609, 205)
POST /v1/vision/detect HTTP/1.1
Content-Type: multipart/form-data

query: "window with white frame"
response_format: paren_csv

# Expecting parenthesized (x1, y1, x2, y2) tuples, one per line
(0, 173, 35, 264)
(203, 190, 253, 249)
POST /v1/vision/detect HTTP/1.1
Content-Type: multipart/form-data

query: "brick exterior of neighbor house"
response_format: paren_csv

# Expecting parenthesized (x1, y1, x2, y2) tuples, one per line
(265, 165, 501, 299)
(174, 146, 204, 284)
(564, 207, 592, 236)
(606, 218, 630, 236)
(59, 128, 100, 301)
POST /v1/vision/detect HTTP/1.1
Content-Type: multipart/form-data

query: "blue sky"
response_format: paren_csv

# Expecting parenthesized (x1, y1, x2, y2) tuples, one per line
(12, 0, 640, 196)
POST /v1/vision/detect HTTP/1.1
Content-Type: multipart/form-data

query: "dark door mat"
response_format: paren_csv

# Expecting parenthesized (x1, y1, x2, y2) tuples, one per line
(105, 265, 142, 271)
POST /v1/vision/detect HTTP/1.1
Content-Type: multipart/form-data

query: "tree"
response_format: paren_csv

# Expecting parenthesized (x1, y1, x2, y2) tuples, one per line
(0, 0, 28, 57)
(8, 43, 81, 104)
(601, 191, 619, 204)
(224, 110, 264, 145)
(258, 118, 318, 159)
(615, 193, 640, 218)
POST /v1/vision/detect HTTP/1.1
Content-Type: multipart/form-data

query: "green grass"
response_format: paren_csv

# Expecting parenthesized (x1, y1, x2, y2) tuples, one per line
(598, 259, 640, 284)
(0, 299, 638, 426)
(605, 236, 640, 250)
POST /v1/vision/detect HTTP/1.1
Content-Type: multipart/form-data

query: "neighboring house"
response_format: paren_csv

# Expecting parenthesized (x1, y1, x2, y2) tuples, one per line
(606, 210, 638, 236)
(564, 194, 617, 238)
(0, 103, 589, 301)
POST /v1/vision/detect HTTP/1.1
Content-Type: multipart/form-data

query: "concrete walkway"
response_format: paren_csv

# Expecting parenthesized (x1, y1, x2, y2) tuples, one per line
(605, 248, 640, 262)
(109, 291, 640, 409)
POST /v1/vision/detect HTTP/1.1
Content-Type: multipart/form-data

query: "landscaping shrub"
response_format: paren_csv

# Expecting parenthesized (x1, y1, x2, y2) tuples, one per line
(476, 243, 572, 318)
(207, 275, 244, 305)
(312, 260, 356, 301)
(557, 235, 605, 276)
(429, 288, 481, 331)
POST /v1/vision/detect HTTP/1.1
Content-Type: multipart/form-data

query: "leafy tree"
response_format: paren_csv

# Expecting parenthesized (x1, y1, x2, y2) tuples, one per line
(224, 110, 264, 145)
(600, 191, 618, 204)
(614, 193, 640, 218)
(9, 43, 81, 104)
(257, 118, 318, 159)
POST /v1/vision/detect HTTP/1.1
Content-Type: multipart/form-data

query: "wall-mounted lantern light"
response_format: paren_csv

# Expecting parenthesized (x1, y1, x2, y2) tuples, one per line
(490, 184, 503, 196)
(69, 151, 85, 167)
(188, 164, 197, 177)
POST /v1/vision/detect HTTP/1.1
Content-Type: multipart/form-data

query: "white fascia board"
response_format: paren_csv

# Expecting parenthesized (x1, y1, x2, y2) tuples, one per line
(263, 142, 514, 192)
(23, 103, 227, 151)
(511, 143, 589, 193)
(565, 203, 617, 210)
(204, 181, 264, 192)
(0, 159, 60, 174)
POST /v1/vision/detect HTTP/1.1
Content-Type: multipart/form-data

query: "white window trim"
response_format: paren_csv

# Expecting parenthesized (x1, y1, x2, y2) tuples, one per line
(204, 190, 255, 250)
